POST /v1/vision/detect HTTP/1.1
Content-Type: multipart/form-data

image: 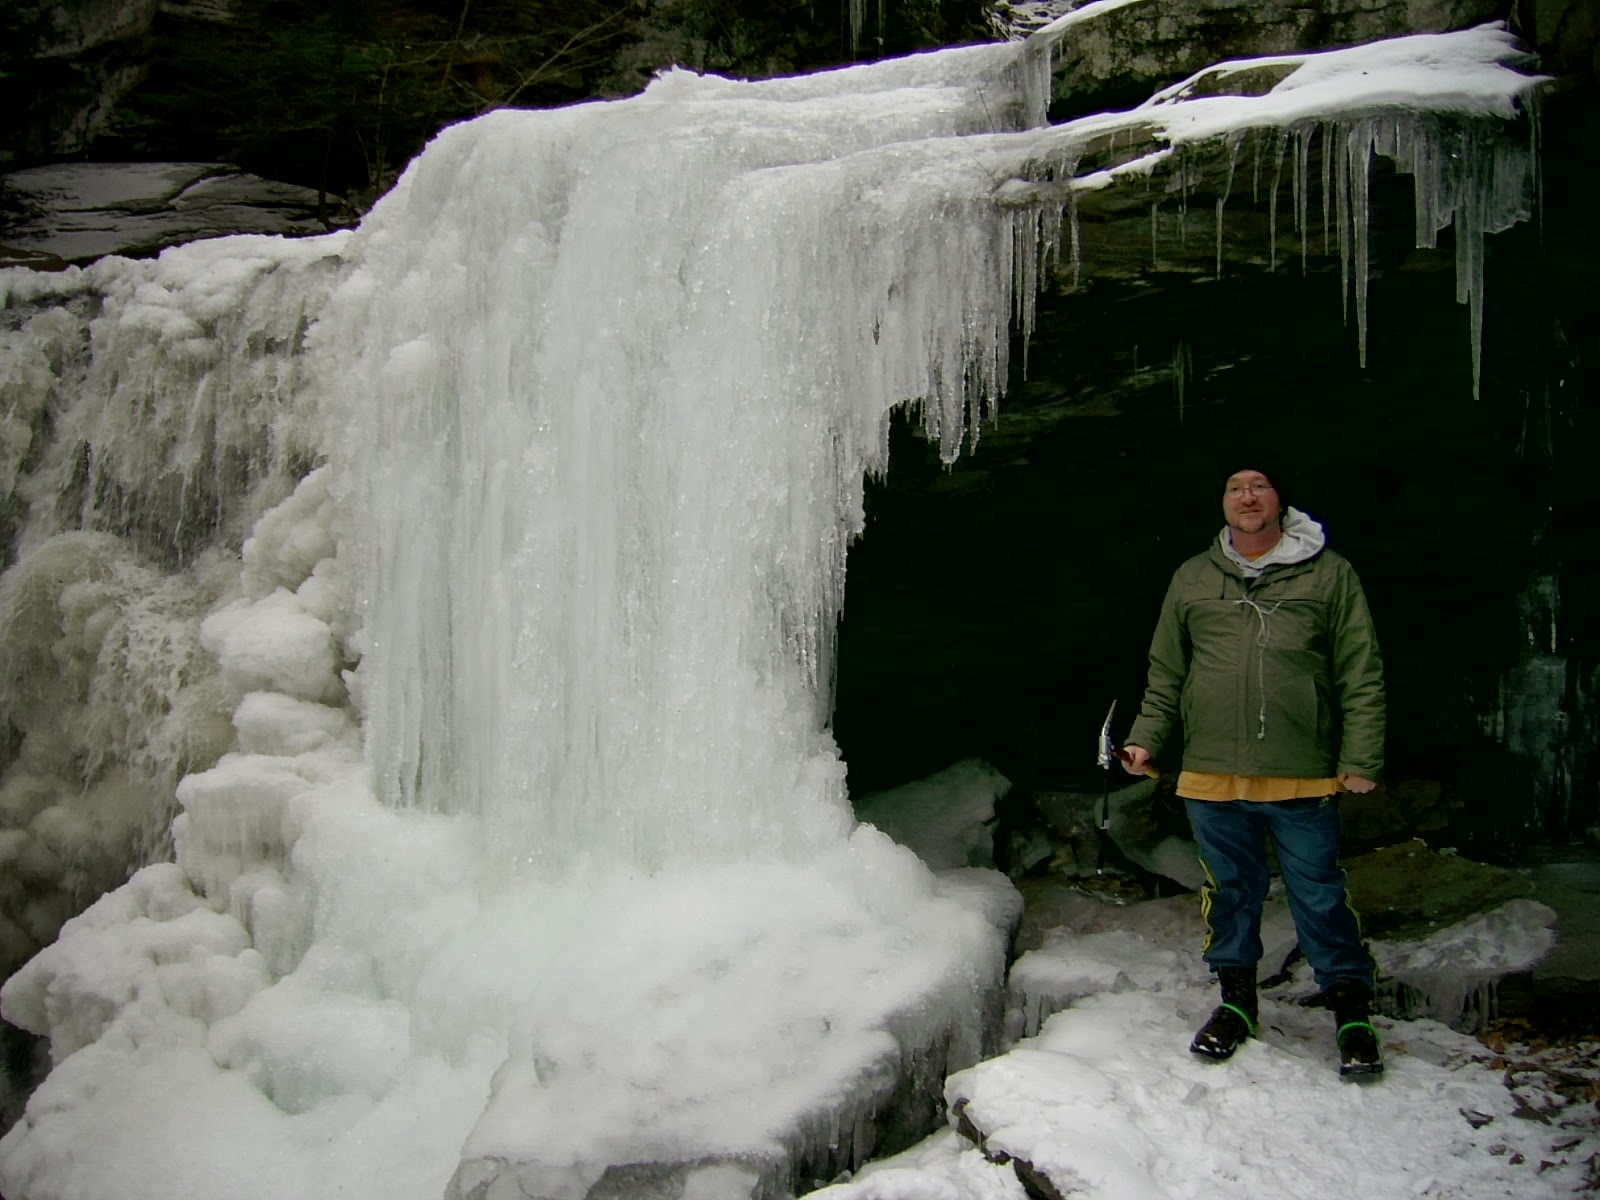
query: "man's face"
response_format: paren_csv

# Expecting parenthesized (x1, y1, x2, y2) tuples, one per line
(1222, 470, 1282, 536)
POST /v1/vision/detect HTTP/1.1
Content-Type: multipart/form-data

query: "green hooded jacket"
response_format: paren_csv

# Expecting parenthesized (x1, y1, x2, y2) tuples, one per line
(1126, 527, 1386, 780)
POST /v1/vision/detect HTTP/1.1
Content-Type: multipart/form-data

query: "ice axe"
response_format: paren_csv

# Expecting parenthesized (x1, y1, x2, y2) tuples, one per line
(1095, 700, 1159, 875)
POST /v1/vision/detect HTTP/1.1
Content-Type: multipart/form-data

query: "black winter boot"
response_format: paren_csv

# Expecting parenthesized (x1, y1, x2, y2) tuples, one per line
(1190, 966, 1258, 1061)
(1330, 978, 1384, 1079)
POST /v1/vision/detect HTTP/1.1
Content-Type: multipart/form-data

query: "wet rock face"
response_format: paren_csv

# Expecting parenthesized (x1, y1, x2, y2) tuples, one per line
(40, 0, 164, 56)
(5, 0, 170, 160)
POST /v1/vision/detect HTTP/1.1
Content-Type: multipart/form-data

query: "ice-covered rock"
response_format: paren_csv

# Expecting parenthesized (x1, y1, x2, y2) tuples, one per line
(854, 759, 1012, 870)
(1377, 897, 1559, 1030)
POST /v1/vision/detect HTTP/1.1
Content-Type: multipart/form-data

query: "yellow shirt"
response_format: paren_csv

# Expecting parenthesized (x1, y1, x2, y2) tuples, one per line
(1178, 771, 1342, 801)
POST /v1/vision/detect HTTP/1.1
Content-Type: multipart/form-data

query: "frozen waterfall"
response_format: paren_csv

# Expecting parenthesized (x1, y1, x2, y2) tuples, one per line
(0, 12, 1545, 1200)
(328, 42, 1066, 871)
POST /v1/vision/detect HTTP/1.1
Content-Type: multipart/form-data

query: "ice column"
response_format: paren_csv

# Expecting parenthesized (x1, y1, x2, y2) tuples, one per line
(324, 44, 1065, 874)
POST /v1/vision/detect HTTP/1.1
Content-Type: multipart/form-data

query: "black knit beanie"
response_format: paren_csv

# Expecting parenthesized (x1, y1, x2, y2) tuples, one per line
(1227, 461, 1288, 513)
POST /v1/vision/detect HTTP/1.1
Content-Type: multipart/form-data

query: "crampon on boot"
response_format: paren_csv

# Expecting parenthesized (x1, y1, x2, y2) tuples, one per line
(1190, 966, 1257, 1061)
(1330, 979, 1384, 1080)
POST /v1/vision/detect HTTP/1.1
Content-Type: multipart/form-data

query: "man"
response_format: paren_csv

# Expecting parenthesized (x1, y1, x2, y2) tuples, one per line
(1121, 464, 1385, 1078)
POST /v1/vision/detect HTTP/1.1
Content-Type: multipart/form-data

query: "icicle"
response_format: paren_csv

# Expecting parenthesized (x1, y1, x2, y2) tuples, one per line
(1306, 110, 1538, 389)
(1251, 128, 1263, 204)
(1531, 100, 1544, 236)
(1320, 121, 1334, 256)
(1294, 124, 1312, 274)
(3, 253, 336, 569)
(1065, 192, 1082, 292)
(1172, 341, 1189, 426)
(1334, 120, 1354, 335)
(1348, 119, 1374, 367)
(1177, 155, 1189, 247)
(1266, 129, 1288, 275)
(1215, 131, 1242, 280)
(1017, 26, 1057, 129)
(1010, 177, 1072, 377)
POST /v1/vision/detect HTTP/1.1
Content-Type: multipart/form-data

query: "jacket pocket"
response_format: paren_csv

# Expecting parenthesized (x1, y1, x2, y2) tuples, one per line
(1180, 673, 1237, 758)
(1262, 674, 1331, 764)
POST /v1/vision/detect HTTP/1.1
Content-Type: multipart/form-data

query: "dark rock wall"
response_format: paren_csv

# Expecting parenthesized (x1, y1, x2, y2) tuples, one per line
(0, 0, 994, 205)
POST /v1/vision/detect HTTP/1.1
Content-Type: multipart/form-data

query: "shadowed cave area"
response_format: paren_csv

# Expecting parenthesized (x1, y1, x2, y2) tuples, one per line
(832, 109, 1600, 862)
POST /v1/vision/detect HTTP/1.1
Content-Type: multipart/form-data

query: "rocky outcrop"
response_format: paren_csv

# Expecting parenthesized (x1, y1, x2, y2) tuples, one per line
(0, 161, 339, 267)
(993, 0, 1508, 116)
(6, 0, 235, 161)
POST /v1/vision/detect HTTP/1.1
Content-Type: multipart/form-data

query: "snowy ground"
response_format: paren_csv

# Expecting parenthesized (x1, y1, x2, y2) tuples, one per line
(815, 924, 1600, 1200)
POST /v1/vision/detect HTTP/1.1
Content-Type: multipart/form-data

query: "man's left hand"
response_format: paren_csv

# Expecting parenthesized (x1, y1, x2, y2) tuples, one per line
(1339, 773, 1378, 794)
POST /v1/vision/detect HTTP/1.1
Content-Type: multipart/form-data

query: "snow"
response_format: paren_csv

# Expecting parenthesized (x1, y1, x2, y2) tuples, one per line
(813, 910, 1591, 1200)
(200, 590, 343, 704)
(4, 786, 1016, 1200)
(0, 11, 1568, 1200)
(1137, 28, 1542, 122)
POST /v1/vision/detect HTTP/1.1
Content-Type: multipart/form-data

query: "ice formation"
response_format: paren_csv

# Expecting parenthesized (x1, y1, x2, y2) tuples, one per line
(1485, 571, 1575, 838)
(0, 8, 1546, 1200)
(852, 759, 1013, 870)
(1099, 26, 1543, 398)
(1376, 897, 1560, 1029)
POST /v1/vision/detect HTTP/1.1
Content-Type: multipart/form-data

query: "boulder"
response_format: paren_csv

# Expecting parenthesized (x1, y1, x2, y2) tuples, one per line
(853, 758, 1013, 870)
(1031, 778, 1202, 891)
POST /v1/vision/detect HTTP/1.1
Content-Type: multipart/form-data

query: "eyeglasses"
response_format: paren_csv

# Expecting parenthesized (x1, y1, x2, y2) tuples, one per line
(1224, 483, 1276, 497)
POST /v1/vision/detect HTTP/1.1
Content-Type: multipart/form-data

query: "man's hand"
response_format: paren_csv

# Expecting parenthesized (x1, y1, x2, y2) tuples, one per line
(1339, 773, 1378, 794)
(1120, 745, 1153, 776)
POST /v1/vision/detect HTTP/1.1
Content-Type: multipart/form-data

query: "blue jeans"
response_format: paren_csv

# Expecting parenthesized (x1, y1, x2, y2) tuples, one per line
(1185, 796, 1375, 991)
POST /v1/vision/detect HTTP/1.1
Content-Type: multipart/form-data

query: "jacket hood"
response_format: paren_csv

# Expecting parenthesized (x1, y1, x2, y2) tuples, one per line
(1217, 506, 1326, 578)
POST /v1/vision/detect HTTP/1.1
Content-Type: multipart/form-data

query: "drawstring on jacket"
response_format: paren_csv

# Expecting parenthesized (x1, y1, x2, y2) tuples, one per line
(1234, 596, 1285, 739)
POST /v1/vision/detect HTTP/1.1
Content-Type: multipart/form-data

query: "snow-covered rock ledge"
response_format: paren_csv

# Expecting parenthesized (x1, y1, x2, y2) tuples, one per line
(808, 903, 1592, 1200)
(1004, 890, 1560, 1043)
(0, 162, 340, 268)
